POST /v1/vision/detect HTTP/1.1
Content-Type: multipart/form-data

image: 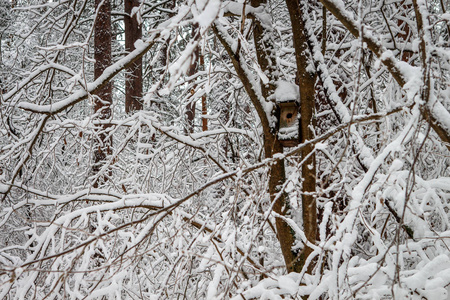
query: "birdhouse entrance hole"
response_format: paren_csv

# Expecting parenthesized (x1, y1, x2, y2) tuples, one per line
(277, 101, 300, 147)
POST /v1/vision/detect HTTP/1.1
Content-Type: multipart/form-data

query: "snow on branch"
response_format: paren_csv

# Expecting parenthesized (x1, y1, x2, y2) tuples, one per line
(319, 0, 450, 149)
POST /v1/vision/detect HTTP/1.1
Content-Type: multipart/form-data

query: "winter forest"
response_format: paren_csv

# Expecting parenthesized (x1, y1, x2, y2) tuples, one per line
(0, 0, 450, 298)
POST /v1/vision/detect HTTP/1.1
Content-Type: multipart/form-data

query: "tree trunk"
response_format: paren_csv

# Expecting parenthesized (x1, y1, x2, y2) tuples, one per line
(185, 25, 199, 134)
(251, 0, 301, 273)
(124, 0, 143, 113)
(93, 0, 113, 187)
(214, 9, 300, 270)
(285, 0, 318, 272)
(200, 53, 207, 131)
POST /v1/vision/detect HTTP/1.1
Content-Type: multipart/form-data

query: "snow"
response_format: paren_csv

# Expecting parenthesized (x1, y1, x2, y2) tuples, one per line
(274, 81, 299, 103)
(428, 95, 450, 137)
(403, 255, 450, 295)
(389, 159, 403, 172)
(396, 61, 422, 102)
(14, 268, 23, 278)
(278, 120, 299, 139)
(3, 0, 450, 299)
(221, 1, 264, 16)
(213, 21, 276, 129)
(0, 183, 9, 193)
(254, 63, 269, 84)
(195, 0, 220, 29)
(315, 142, 327, 150)
(307, 9, 375, 168)
(207, 264, 224, 299)
(352, 110, 418, 204)
(18, 33, 160, 114)
(277, 275, 297, 294)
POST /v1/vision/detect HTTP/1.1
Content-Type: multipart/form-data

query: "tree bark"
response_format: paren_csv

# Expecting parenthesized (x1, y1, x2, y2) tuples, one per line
(251, 0, 301, 273)
(285, 0, 318, 272)
(214, 11, 300, 271)
(200, 53, 207, 131)
(93, 0, 113, 187)
(124, 0, 143, 113)
(185, 25, 199, 134)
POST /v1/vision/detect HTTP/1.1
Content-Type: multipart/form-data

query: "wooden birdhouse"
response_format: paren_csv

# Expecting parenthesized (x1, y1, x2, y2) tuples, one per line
(275, 81, 300, 147)
(277, 100, 300, 147)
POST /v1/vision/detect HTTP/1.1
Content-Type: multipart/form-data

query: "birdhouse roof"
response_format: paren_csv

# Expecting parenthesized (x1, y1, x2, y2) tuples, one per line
(275, 81, 299, 103)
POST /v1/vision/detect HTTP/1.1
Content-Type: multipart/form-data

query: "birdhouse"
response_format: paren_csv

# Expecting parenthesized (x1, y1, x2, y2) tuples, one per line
(277, 100, 299, 147)
(275, 81, 300, 147)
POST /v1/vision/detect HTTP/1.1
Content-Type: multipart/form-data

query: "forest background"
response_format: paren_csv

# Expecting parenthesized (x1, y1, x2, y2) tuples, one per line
(0, 0, 450, 298)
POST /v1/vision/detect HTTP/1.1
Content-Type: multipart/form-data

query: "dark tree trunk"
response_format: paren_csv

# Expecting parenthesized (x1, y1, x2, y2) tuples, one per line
(185, 25, 199, 134)
(124, 0, 143, 113)
(397, 1, 413, 62)
(214, 2, 300, 270)
(200, 54, 207, 131)
(251, 0, 300, 273)
(93, 0, 112, 187)
(285, 0, 318, 273)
